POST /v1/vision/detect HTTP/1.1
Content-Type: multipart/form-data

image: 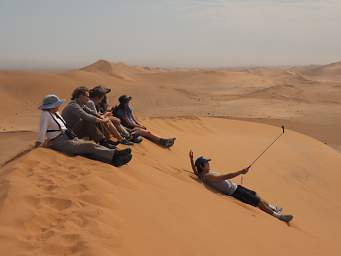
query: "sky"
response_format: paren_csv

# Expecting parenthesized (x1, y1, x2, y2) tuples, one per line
(0, 0, 341, 68)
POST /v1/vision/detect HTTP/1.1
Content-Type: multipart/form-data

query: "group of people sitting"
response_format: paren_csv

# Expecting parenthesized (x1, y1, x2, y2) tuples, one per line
(35, 85, 293, 223)
(35, 85, 176, 167)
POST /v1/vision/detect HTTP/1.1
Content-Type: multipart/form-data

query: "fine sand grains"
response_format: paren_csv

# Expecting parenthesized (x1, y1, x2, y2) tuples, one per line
(0, 118, 341, 256)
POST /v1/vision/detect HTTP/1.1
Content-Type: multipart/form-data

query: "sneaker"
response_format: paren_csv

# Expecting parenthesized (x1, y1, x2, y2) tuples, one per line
(131, 134, 143, 144)
(114, 148, 132, 156)
(112, 153, 132, 167)
(107, 139, 120, 146)
(119, 138, 134, 146)
(166, 138, 176, 147)
(100, 140, 116, 149)
(160, 138, 176, 148)
(279, 215, 293, 223)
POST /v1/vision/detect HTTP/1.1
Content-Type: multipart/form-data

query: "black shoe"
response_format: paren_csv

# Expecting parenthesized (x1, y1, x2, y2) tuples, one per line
(112, 153, 132, 167)
(114, 148, 132, 156)
(279, 215, 293, 223)
(119, 138, 134, 146)
(131, 134, 143, 144)
(107, 139, 120, 146)
(159, 138, 176, 148)
(166, 138, 176, 147)
(100, 139, 116, 149)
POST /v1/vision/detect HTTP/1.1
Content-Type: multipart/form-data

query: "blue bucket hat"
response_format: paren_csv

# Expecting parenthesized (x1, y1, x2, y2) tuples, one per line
(39, 94, 64, 110)
(195, 156, 211, 168)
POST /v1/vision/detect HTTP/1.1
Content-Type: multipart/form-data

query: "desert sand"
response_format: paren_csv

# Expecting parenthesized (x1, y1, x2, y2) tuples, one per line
(0, 60, 341, 255)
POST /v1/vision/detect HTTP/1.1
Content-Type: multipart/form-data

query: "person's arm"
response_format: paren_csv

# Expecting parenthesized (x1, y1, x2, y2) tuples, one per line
(130, 110, 146, 129)
(117, 108, 139, 128)
(189, 150, 198, 176)
(72, 103, 99, 123)
(35, 112, 48, 147)
(83, 104, 101, 118)
(205, 166, 251, 182)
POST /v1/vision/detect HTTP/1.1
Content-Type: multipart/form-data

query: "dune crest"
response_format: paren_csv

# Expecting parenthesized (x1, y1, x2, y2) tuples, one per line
(1, 117, 340, 256)
(301, 61, 341, 80)
(80, 59, 154, 81)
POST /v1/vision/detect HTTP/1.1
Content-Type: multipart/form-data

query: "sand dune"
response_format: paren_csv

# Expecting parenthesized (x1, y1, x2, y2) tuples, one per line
(1, 59, 341, 151)
(0, 118, 340, 256)
(300, 61, 341, 81)
(80, 59, 153, 81)
(1, 59, 341, 256)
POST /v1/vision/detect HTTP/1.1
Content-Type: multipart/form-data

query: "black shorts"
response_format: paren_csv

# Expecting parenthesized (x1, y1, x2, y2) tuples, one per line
(231, 185, 261, 207)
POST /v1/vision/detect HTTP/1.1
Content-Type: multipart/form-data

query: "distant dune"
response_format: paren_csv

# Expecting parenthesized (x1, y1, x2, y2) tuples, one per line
(80, 59, 154, 81)
(1, 117, 341, 256)
(301, 61, 341, 80)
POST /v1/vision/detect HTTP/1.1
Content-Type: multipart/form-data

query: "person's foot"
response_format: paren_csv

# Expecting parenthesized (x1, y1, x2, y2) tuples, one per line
(166, 138, 176, 147)
(119, 138, 134, 145)
(279, 214, 293, 223)
(112, 153, 132, 167)
(107, 139, 120, 146)
(269, 204, 283, 214)
(114, 148, 132, 156)
(131, 135, 143, 143)
(159, 138, 176, 148)
(100, 139, 117, 149)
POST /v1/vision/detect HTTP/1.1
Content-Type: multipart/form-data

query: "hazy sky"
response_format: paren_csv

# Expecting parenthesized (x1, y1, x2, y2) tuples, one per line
(1, 0, 341, 68)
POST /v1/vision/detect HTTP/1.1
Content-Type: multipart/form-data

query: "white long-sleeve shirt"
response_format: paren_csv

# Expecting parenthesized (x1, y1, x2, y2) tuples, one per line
(37, 111, 67, 143)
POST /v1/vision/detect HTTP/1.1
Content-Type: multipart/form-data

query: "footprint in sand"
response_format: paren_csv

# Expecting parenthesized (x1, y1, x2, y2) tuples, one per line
(41, 197, 73, 211)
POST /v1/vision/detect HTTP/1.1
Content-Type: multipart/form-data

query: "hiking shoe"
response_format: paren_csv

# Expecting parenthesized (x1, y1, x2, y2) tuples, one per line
(112, 153, 132, 167)
(160, 138, 176, 148)
(119, 138, 134, 146)
(107, 139, 120, 146)
(100, 140, 116, 149)
(166, 138, 176, 147)
(279, 215, 293, 223)
(114, 148, 132, 156)
(131, 134, 143, 143)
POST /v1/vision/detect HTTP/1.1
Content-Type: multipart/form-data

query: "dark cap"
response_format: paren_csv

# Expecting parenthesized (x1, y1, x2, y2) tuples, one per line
(195, 156, 211, 167)
(92, 85, 111, 94)
(119, 95, 132, 104)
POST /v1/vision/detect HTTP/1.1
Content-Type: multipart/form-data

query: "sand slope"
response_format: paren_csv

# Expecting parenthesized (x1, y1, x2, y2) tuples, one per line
(1, 117, 340, 256)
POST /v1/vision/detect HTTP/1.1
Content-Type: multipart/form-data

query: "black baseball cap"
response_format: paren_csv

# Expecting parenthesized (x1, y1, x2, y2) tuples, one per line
(92, 85, 111, 94)
(119, 95, 132, 104)
(195, 156, 211, 167)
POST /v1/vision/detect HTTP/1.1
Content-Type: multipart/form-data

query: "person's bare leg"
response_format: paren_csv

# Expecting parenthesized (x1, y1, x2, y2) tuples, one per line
(107, 122, 124, 140)
(110, 117, 127, 135)
(258, 200, 276, 216)
(134, 128, 161, 144)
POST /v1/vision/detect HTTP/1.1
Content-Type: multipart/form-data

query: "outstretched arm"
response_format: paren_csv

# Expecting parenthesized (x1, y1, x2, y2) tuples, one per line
(189, 150, 198, 176)
(205, 166, 250, 182)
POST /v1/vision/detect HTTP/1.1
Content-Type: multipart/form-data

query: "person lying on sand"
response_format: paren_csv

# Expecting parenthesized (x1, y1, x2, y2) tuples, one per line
(112, 95, 176, 148)
(189, 150, 293, 223)
(87, 86, 134, 146)
(61, 86, 116, 149)
(35, 94, 132, 167)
